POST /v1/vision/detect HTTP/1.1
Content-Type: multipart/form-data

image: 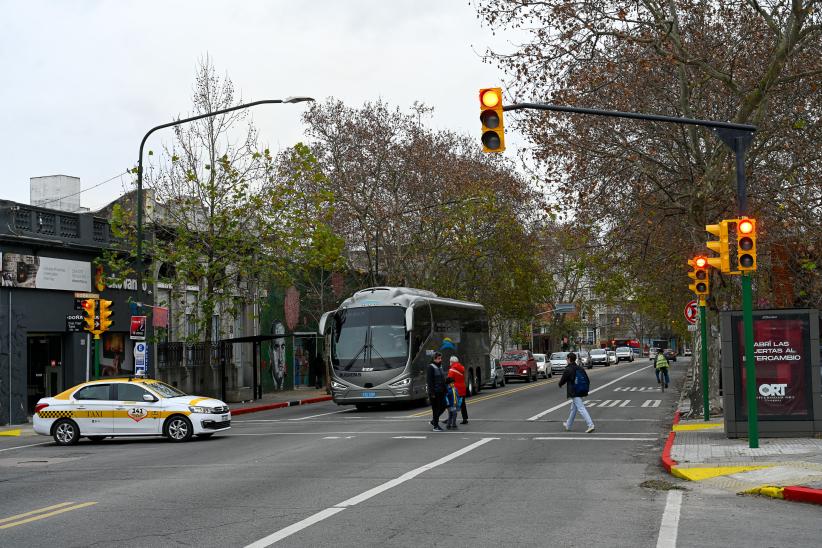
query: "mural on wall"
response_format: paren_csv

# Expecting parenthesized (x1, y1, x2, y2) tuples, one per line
(269, 321, 287, 391)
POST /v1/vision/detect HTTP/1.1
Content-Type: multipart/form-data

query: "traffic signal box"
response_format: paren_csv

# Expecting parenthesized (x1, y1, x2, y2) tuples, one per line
(705, 220, 731, 273)
(736, 217, 757, 272)
(80, 298, 114, 339)
(98, 299, 114, 333)
(479, 88, 505, 153)
(81, 299, 96, 333)
(688, 256, 710, 299)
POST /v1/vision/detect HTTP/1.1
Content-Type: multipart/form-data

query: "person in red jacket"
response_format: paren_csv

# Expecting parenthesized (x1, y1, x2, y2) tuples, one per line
(447, 355, 469, 424)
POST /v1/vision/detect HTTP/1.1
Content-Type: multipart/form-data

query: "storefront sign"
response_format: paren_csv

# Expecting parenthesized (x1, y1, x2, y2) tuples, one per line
(130, 316, 147, 340)
(1, 253, 90, 291)
(734, 313, 813, 420)
(66, 314, 85, 332)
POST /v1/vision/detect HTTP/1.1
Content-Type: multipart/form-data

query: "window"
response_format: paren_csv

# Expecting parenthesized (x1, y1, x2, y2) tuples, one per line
(116, 383, 152, 402)
(74, 384, 111, 401)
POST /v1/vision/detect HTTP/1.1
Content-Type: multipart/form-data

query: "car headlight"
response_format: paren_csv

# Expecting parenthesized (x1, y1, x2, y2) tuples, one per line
(331, 381, 347, 390)
(188, 406, 213, 414)
(389, 378, 411, 388)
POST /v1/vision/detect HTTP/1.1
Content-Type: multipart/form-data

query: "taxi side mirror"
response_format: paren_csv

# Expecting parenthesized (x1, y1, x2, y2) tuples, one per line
(143, 394, 158, 402)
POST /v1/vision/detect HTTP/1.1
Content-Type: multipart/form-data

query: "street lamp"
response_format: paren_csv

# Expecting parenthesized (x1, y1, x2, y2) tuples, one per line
(134, 97, 315, 306)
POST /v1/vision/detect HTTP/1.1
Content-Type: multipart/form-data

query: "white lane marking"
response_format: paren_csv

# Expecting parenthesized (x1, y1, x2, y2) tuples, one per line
(642, 400, 662, 408)
(656, 490, 683, 548)
(289, 409, 351, 421)
(527, 365, 653, 421)
(0, 442, 51, 453)
(532, 437, 656, 441)
(244, 438, 497, 547)
(322, 436, 341, 439)
(392, 436, 427, 439)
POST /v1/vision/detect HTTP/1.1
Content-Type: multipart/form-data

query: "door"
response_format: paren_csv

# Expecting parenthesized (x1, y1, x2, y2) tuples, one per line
(71, 383, 115, 435)
(113, 383, 163, 435)
(27, 335, 63, 412)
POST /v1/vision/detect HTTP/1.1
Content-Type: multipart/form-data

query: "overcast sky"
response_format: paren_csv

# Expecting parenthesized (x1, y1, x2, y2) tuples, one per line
(0, 0, 526, 210)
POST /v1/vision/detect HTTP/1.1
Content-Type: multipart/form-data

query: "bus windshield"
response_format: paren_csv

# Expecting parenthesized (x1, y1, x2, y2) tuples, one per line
(331, 307, 409, 371)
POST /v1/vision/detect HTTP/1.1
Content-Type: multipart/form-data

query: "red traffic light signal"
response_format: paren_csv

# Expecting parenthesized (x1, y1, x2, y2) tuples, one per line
(736, 217, 757, 271)
(695, 256, 707, 268)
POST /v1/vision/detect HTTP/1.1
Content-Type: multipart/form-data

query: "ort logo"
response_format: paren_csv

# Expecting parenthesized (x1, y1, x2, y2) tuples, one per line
(127, 408, 148, 422)
(758, 383, 787, 397)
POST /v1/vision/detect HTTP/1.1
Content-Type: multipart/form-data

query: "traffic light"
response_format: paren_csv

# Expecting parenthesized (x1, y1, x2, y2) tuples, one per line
(688, 256, 710, 297)
(81, 299, 96, 332)
(98, 299, 114, 334)
(705, 220, 731, 273)
(479, 87, 505, 153)
(736, 217, 757, 272)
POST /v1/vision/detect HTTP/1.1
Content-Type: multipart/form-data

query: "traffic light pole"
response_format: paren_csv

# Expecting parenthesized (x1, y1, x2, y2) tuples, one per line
(699, 300, 710, 421)
(94, 338, 101, 380)
(741, 272, 758, 447)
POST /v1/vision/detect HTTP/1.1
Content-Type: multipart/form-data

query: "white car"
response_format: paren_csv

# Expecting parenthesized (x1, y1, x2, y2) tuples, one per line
(549, 352, 569, 374)
(615, 347, 635, 362)
(33, 378, 231, 446)
(533, 353, 550, 378)
(607, 350, 618, 365)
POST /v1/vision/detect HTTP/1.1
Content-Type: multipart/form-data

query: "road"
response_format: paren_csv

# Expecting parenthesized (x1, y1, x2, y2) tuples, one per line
(1, 359, 819, 547)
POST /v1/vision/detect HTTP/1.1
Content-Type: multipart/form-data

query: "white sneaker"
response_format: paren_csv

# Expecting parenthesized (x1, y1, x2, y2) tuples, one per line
(586, 425, 596, 433)
(563, 422, 570, 431)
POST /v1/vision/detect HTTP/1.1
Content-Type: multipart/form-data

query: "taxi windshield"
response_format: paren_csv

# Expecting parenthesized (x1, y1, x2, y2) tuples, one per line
(146, 381, 187, 398)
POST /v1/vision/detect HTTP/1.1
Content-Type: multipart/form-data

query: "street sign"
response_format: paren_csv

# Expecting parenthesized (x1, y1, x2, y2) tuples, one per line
(688, 324, 698, 332)
(66, 314, 85, 332)
(684, 300, 698, 324)
(134, 342, 147, 376)
(130, 315, 147, 340)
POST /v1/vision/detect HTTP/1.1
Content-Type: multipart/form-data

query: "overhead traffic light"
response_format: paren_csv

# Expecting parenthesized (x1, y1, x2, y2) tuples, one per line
(705, 220, 731, 273)
(736, 217, 757, 272)
(479, 87, 505, 153)
(688, 256, 710, 298)
(98, 299, 114, 334)
(81, 299, 96, 333)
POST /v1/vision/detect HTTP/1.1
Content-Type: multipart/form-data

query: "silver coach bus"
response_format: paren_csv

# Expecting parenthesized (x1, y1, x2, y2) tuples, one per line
(319, 287, 491, 409)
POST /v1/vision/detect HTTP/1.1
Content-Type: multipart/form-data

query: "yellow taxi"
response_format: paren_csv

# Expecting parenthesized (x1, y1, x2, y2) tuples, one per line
(33, 377, 230, 445)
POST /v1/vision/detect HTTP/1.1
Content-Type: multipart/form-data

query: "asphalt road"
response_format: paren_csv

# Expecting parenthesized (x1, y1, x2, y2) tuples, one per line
(1, 359, 819, 547)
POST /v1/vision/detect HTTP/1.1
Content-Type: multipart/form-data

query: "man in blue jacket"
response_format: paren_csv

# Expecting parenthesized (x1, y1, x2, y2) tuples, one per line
(558, 352, 595, 433)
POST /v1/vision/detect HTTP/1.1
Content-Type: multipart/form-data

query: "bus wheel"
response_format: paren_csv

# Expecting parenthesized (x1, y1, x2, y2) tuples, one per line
(466, 370, 475, 396)
(475, 371, 481, 393)
(355, 403, 370, 412)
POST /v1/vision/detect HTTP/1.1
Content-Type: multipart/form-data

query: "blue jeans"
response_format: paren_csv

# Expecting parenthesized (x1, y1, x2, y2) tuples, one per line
(656, 368, 670, 385)
(566, 397, 594, 428)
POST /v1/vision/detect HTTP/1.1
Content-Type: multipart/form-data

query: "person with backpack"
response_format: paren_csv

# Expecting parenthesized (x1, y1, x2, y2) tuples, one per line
(655, 350, 670, 388)
(558, 352, 595, 433)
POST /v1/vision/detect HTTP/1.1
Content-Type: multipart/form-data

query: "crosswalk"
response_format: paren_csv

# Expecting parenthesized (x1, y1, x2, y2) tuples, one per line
(585, 399, 662, 408)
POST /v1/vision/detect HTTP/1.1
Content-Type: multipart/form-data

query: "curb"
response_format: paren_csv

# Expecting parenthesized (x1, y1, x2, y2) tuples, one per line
(660, 410, 680, 472)
(231, 395, 333, 416)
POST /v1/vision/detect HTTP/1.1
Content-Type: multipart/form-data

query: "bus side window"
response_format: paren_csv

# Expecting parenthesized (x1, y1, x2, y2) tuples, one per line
(412, 305, 432, 359)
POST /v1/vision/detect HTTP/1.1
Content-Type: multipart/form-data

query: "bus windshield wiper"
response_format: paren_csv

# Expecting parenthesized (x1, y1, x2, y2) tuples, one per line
(343, 342, 368, 371)
(368, 344, 392, 371)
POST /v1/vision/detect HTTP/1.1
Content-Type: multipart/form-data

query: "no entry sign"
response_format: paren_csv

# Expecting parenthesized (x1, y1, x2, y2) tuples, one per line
(684, 300, 698, 324)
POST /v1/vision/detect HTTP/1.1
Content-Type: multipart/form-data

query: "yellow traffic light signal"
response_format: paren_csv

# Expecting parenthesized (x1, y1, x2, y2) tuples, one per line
(479, 87, 505, 153)
(688, 256, 710, 297)
(98, 299, 114, 333)
(705, 220, 731, 273)
(736, 217, 757, 272)
(81, 299, 96, 333)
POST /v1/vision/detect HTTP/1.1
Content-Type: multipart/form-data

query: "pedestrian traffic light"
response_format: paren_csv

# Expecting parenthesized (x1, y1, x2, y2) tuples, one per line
(81, 299, 96, 332)
(736, 217, 757, 272)
(479, 87, 505, 153)
(98, 299, 114, 334)
(705, 220, 731, 273)
(688, 256, 710, 297)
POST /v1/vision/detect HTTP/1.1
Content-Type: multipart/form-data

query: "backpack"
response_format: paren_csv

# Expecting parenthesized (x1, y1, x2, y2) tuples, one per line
(573, 368, 590, 395)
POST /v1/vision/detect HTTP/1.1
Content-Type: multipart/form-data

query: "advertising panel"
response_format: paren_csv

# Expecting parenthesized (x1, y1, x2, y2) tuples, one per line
(1, 253, 90, 291)
(733, 313, 813, 420)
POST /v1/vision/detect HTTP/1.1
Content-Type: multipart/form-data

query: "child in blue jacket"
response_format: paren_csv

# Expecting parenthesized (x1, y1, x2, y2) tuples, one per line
(444, 377, 462, 430)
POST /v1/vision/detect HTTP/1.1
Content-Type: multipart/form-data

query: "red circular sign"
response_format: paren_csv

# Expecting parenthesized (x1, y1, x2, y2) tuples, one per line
(684, 300, 698, 324)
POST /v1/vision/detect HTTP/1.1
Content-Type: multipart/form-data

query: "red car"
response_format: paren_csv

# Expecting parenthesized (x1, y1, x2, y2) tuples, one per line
(500, 350, 538, 382)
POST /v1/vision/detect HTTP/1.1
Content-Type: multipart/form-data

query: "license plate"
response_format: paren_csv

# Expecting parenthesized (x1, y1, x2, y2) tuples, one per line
(221, 415, 229, 422)
(361, 391, 377, 398)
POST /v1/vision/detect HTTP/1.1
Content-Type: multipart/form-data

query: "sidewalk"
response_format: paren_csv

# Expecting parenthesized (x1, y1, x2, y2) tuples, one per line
(228, 388, 332, 415)
(663, 410, 822, 505)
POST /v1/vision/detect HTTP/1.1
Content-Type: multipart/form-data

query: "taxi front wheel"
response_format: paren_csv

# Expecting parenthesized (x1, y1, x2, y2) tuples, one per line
(164, 415, 193, 442)
(52, 419, 80, 446)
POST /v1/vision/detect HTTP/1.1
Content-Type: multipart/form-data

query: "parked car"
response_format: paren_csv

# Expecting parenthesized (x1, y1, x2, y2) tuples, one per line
(577, 349, 592, 369)
(501, 350, 538, 382)
(683, 349, 693, 357)
(549, 352, 569, 374)
(33, 378, 231, 445)
(615, 347, 634, 362)
(485, 357, 506, 389)
(663, 349, 677, 362)
(534, 353, 550, 378)
(607, 350, 618, 365)
(589, 348, 609, 367)
(649, 348, 661, 361)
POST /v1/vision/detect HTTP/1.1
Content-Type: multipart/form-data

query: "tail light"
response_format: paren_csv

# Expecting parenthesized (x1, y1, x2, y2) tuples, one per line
(34, 403, 49, 415)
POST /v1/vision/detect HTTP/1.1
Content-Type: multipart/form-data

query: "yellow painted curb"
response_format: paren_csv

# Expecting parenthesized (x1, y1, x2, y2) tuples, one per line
(671, 465, 772, 481)
(743, 485, 785, 499)
(672, 423, 724, 431)
(0, 429, 21, 437)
